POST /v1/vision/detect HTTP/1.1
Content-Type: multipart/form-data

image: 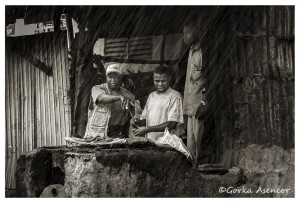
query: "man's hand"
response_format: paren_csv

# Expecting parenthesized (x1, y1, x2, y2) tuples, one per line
(195, 102, 207, 120)
(119, 95, 131, 109)
(133, 126, 149, 137)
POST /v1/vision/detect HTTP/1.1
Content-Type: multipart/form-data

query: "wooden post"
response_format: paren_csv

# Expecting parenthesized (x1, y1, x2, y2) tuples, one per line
(71, 6, 99, 138)
(66, 14, 74, 50)
(65, 13, 76, 136)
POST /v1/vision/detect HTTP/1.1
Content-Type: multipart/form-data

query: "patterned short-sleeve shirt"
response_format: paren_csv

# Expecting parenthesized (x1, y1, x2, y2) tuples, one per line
(89, 83, 135, 126)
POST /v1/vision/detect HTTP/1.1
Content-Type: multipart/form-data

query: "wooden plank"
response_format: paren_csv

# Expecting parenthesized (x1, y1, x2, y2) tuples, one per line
(289, 43, 294, 78)
(28, 40, 33, 151)
(39, 36, 47, 147)
(128, 54, 152, 59)
(36, 38, 42, 147)
(58, 34, 68, 145)
(29, 39, 34, 151)
(128, 44, 152, 51)
(287, 43, 293, 78)
(105, 52, 127, 57)
(106, 38, 128, 43)
(277, 42, 283, 77)
(57, 35, 67, 145)
(32, 42, 37, 150)
(54, 36, 64, 145)
(105, 47, 127, 53)
(14, 45, 52, 75)
(20, 40, 26, 154)
(268, 7, 275, 37)
(128, 41, 152, 46)
(42, 37, 53, 146)
(128, 36, 152, 42)
(93, 55, 177, 64)
(60, 35, 71, 143)
(105, 43, 127, 48)
(35, 38, 42, 148)
(24, 41, 31, 152)
(284, 6, 288, 38)
(128, 49, 152, 56)
(52, 35, 62, 146)
(128, 53, 152, 58)
(18, 44, 26, 153)
(289, 6, 295, 38)
(42, 35, 51, 146)
(5, 49, 9, 185)
(47, 34, 56, 146)
(22, 38, 28, 153)
(14, 50, 19, 158)
(11, 155, 16, 189)
(15, 48, 21, 159)
(60, 35, 68, 143)
(11, 50, 18, 189)
(5, 47, 12, 189)
(9, 50, 16, 189)
(63, 35, 71, 141)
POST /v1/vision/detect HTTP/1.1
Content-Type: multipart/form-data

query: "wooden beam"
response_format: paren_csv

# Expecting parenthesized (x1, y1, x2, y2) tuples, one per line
(93, 55, 178, 65)
(14, 47, 52, 75)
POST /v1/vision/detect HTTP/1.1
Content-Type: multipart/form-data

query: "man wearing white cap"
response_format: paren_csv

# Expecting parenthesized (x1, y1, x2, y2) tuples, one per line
(84, 63, 135, 139)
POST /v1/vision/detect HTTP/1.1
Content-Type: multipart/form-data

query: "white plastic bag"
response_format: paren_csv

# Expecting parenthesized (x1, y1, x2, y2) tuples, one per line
(155, 128, 193, 160)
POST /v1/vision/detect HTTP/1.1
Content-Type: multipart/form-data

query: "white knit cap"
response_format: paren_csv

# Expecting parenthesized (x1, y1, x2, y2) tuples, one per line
(106, 63, 122, 75)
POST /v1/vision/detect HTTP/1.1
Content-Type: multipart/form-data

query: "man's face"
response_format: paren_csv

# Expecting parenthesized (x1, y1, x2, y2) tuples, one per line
(183, 25, 197, 45)
(153, 73, 170, 93)
(106, 72, 122, 90)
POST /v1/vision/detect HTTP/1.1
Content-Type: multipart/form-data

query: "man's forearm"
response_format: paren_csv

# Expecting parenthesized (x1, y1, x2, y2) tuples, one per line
(146, 121, 177, 133)
(96, 94, 120, 105)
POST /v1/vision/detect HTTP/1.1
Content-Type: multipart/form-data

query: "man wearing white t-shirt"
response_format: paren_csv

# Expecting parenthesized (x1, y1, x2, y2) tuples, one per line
(131, 65, 184, 141)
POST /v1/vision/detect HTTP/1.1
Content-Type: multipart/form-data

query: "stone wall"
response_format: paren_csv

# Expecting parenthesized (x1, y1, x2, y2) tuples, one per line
(16, 144, 294, 197)
(64, 145, 223, 197)
(15, 145, 247, 197)
(16, 147, 66, 197)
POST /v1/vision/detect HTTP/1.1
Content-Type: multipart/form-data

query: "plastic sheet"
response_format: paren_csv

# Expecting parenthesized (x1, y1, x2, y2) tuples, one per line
(155, 128, 193, 160)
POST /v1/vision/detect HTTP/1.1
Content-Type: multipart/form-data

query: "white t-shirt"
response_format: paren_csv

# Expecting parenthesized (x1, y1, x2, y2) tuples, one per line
(141, 88, 184, 141)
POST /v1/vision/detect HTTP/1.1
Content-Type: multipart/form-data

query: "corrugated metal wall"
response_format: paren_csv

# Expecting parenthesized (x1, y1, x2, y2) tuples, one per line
(231, 6, 294, 150)
(202, 6, 294, 166)
(5, 32, 71, 189)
